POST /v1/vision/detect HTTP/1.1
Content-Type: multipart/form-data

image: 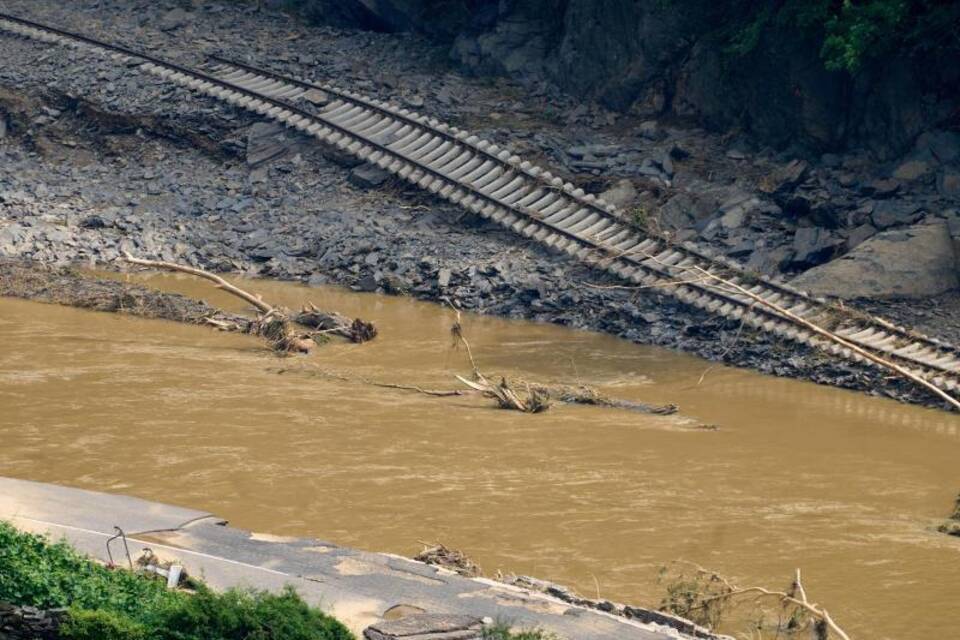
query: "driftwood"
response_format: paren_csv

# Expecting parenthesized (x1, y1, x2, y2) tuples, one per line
(120, 253, 376, 351)
(631, 250, 960, 412)
(413, 542, 482, 577)
(446, 303, 678, 414)
(663, 562, 851, 640)
(938, 492, 960, 536)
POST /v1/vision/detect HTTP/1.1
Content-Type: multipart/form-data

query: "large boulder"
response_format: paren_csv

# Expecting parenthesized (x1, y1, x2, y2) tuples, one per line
(791, 221, 958, 299)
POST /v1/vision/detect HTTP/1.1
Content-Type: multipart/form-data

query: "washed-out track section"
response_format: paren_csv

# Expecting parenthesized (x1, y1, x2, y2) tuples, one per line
(3, 11, 960, 401)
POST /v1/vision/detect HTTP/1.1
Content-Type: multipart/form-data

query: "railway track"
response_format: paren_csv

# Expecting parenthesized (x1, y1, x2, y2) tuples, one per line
(3, 11, 960, 402)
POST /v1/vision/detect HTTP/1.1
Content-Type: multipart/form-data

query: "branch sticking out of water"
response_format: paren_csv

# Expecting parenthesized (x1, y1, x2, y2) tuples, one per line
(119, 253, 376, 352)
(660, 561, 851, 640)
(630, 250, 960, 412)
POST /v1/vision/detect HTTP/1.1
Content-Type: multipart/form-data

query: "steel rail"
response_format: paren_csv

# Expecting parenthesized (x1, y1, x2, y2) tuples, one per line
(2, 11, 960, 398)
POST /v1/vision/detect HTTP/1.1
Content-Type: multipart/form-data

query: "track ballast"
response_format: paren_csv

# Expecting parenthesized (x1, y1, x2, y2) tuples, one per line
(2, 11, 959, 404)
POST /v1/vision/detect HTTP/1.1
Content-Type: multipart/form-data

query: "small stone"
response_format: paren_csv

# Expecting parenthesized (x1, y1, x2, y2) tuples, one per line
(937, 171, 960, 198)
(916, 129, 960, 164)
(598, 179, 636, 209)
(861, 178, 900, 197)
(437, 268, 452, 288)
(892, 159, 932, 181)
(846, 223, 876, 250)
(820, 153, 842, 168)
(871, 200, 922, 229)
(158, 8, 189, 31)
(761, 159, 808, 195)
(791, 227, 843, 268)
(638, 120, 663, 140)
(348, 163, 391, 189)
(355, 273, 379, 292)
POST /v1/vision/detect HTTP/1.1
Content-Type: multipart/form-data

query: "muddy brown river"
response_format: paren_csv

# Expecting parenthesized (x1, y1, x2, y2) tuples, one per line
(1, 274, 958, 639)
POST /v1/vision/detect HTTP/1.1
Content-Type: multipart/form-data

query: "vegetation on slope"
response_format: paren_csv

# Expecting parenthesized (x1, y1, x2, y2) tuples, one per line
(723, 0, 960, 72)
(0, 521, 353, 640)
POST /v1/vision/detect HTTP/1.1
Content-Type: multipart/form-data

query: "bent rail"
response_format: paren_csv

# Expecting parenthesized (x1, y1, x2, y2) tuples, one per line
(2, 11, 960, 401)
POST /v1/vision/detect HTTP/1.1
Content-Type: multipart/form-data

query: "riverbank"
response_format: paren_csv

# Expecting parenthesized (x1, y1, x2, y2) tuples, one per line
(0, 476, 711, 640)
(1, 1, 960, 410)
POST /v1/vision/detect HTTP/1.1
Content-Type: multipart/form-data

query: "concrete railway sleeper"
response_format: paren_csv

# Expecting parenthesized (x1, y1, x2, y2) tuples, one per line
(2, 12, 960, 402)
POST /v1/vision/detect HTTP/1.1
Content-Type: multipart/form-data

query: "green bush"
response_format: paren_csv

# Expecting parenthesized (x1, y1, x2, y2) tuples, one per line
(60, 609, 149, 640)
(481, 622, 554, 640)
(0, 521, 172, 614)
(723, 0, 960, 72)
(154, 585, 354, 640)
(0, 522, 353, 640)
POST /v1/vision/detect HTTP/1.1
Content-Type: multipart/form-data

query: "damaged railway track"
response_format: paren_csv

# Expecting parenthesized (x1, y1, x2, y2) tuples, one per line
(3, 11, 960, 406)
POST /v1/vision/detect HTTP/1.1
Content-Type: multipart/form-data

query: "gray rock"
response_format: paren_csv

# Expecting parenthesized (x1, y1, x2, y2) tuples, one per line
(0, 116, 6, 139)
(567, 144, 618, 158)
(638, 120, 663, 140)
(846, 223, 876, 250)
(437, 268, 452, 288)
(363, 613, 483, 640)
(861, 178, 900, 197)
(717, 193, 766, 229)
(820, 153, 842, 168)
(598, 178, 636, 209)
(792, 221, 958, 298)
(355, 273, 379, 292)
(871, 200, 922, 229)
(348, 163, 391, 189)
(791, 227, 842, 268)
(746, 245, 793, 275)
(892, 159, 933, 181)
(158, 8, 189, 31)
(657, 191, 715, 230)
(938, 170, 960, 199)
(247, 122, 290, 167)
(916, 129, 960, 164)
(761, 159, 808, 195)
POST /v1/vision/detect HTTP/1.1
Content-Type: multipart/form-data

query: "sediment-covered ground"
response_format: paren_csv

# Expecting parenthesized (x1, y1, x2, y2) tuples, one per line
(1, 0, 959, 408)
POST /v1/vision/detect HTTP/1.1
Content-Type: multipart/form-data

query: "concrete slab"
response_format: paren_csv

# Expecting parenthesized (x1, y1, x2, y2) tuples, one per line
(0, 477, 704, 640)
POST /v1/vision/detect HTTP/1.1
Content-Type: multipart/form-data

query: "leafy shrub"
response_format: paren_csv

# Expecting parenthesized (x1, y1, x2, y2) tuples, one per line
(723, 0, 960, 72)
(0, 521, 353, 640)
(153, 585, 354, 640)
(481, 622, 554, 640)
(60, 609, 148, 640)
(0, 521, 172, 614)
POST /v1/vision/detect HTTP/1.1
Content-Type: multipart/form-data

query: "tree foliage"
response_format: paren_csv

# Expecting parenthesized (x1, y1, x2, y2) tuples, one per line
(726, 0, 960, 72)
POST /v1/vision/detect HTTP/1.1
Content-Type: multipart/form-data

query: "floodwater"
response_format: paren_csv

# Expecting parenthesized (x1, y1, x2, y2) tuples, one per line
(1, 273, 958, 640)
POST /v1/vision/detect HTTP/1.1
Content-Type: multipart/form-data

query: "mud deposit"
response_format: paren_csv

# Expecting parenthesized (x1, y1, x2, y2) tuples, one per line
(1, 275, 958, 640)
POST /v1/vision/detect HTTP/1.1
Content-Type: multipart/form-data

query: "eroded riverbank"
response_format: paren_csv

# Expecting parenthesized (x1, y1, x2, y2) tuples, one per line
(1, 275, 959, 639)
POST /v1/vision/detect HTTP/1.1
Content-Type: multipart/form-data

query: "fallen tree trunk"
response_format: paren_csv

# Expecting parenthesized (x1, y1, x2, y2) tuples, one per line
(120, 253, 377, 351)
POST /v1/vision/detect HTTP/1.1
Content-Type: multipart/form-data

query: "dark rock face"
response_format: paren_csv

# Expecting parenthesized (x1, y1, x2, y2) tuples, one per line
(317, 0, 955, 157)
(0, 603, 66, 640)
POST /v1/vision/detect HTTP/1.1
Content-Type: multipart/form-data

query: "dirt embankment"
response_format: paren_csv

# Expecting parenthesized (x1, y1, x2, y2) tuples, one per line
(0, 260, 255, 327)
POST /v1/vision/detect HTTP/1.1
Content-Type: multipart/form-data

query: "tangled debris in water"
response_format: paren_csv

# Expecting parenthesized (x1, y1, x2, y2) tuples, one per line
(938, 492, 960, 537)
(413, 542, 482, 578)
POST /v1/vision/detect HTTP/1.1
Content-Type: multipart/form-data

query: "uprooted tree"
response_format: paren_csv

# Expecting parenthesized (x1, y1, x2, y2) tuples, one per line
(120, 253, 376, 352)
(659, 561, 850, 640)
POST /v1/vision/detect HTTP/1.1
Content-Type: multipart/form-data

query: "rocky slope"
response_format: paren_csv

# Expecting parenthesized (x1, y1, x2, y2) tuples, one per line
(288, 0, 959, 159)
(1, 0, 960, 409)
